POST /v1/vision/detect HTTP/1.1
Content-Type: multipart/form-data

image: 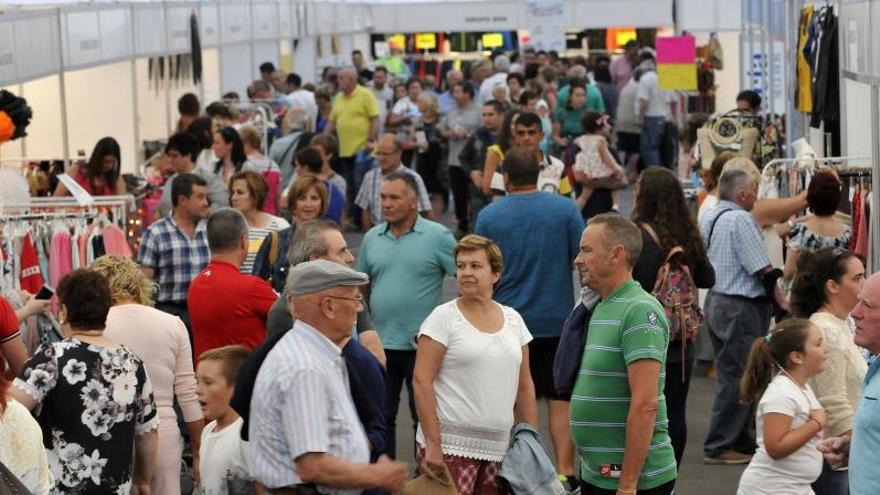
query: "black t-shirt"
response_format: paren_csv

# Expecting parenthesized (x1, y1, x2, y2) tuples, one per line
(631, 223, 715, 362)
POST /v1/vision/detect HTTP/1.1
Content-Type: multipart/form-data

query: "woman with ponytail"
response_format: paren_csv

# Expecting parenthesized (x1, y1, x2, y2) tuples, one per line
(737, 318, 828, 495)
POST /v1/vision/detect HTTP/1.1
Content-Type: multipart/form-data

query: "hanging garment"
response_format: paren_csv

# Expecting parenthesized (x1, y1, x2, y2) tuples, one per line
(849, 187, 861, 251)
(19, 233, 43, 294)
(102, 225, 133, 258)
(855, 189, 870, 260)
(811, 8, 839, 129)
(797, 6, 814, 113)
(48, 231, 72, 289)
(70, 232, 80, 270)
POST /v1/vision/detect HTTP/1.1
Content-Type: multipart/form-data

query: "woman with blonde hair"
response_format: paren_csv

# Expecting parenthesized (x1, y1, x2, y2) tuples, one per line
(414, 234, 538, 494)
(90, 255, 204, 495)
(410, 91, 446, 217)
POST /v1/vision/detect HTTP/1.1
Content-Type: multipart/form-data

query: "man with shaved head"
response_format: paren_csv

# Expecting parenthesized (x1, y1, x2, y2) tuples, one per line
(325, 67, 380, 229)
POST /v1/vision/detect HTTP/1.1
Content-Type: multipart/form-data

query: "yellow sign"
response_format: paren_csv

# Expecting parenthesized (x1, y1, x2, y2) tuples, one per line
(615, 30, 637, 47)
(658, 63, 697, 91)
(415, 33, 436, 50)
(387, 34, 406, 51)
(482, 33, 504, 48)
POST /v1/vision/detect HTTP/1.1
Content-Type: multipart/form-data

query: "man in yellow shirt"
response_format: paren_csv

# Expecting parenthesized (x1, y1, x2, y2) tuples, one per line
(325, 67, 380, 229)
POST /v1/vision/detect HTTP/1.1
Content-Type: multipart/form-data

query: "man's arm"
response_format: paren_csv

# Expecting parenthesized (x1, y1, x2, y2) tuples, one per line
(618, 359, 663, 493)
(296, 452, 407, 491)
(324, 119, 336, 136)
(140, 266, 156, 280)
(368, 116, 380, 142)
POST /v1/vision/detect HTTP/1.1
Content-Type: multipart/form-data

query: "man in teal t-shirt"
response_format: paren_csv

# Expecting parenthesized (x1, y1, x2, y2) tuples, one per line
(570, 213, 677, 494)
(356, 171, 456, 459)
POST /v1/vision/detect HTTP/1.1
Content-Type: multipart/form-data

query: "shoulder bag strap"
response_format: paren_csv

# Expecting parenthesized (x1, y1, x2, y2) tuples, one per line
(707, 208, 733, 249)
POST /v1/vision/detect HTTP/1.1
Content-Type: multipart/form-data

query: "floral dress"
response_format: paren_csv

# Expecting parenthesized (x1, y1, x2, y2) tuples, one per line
(788, 222, 852, 252)
(13, 339, 159, 494)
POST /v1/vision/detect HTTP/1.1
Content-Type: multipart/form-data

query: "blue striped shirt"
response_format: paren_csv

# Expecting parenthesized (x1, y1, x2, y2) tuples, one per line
(137, 215, 209, 303)
(700, 200, 770, 298)
(249, 320, 370, 493)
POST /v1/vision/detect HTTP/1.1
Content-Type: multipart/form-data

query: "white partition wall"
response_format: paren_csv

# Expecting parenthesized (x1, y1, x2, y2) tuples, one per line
(63, 62, 137, 169)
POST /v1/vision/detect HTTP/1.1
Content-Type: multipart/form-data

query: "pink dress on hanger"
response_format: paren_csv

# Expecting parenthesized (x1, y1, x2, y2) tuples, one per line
(48, 232, 72, 289)
(101, 225, 133, 258)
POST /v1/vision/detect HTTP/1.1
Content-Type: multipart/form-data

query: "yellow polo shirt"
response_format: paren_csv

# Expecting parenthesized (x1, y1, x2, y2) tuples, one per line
(330, 85, 380, 157)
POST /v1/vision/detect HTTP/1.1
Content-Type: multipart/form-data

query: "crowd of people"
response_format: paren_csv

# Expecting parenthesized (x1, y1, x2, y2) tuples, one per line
(0, 40, 877, 495)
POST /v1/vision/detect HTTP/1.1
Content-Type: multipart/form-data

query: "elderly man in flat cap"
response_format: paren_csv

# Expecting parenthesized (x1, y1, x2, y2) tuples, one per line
(248, 260, 408, 494)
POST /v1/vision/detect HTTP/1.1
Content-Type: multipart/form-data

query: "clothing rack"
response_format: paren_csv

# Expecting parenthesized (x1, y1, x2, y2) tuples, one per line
(761, 155, 871, 179)
(0, 195, 134, 229)
(233, 101, 273, 154)
(0, 211, 98, 223)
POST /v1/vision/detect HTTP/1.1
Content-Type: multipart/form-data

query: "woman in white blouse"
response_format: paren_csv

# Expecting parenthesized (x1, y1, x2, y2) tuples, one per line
(413, 234, 538, 495)
(790, 246, 867, 494)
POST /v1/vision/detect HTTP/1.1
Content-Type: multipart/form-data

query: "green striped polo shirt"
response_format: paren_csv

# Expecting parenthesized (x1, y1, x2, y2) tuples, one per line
(569, 280, 677, 490)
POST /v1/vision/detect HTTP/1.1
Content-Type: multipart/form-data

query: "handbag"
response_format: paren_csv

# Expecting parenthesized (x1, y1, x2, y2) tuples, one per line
(402, 465, 458, 495)
(0, 460, 31, 495)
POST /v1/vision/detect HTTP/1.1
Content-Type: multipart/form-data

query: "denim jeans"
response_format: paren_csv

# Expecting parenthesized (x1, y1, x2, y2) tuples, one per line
(383, 349, 418, 459)
(811, 460, 849, 495)
(639, 116, 666, 168)
(703, 292, 773, 458)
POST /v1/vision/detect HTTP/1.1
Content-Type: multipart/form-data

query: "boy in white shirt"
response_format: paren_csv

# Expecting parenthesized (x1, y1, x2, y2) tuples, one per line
(196, 345, 254, 495)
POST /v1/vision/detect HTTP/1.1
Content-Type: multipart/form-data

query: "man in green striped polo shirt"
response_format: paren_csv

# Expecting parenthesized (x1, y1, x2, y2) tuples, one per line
(570, 213, 677, 494)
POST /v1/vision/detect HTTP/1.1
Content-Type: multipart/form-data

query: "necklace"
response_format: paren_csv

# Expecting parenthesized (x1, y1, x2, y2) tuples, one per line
(68, 330, 104, 339)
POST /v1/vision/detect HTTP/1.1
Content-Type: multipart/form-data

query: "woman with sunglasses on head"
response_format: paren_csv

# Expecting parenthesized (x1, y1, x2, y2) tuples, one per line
(790, 247, 866, 495)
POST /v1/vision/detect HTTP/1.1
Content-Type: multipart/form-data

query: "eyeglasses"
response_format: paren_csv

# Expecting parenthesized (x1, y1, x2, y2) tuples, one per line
(325, 294, 364, 304)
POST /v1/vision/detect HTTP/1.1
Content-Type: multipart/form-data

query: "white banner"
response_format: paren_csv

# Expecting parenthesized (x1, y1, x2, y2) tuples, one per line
(526, 0, 565, 52)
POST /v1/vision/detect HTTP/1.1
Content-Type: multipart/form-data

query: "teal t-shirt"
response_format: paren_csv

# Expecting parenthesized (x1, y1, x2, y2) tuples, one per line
(569, 280, 677, 490)
(557, 83, 607, 113)
(356, 216, 456, 350)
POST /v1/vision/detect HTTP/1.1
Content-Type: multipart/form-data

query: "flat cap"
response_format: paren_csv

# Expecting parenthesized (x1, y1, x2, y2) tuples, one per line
(288, 259, 369, 297)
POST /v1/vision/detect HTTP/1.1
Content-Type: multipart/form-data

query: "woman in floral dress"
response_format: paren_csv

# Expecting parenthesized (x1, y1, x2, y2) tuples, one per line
(10, 269, 159, 494)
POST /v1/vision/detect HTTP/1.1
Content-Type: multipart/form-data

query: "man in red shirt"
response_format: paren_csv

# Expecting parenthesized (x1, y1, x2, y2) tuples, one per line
(188, 208, 277, 361)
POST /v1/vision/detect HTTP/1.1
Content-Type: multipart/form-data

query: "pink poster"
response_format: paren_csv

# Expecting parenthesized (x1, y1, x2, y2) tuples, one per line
(656, 36, 696, 64)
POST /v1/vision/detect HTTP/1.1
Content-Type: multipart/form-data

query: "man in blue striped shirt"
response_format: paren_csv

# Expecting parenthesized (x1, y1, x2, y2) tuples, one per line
(249, 260, 407, 493)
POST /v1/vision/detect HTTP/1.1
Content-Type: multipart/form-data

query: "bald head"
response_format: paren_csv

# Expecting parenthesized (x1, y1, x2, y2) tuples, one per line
(376, 134, 402, 172)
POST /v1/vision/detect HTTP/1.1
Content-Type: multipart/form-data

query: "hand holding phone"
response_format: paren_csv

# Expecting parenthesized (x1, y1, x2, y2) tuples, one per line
(35, 285, 55, 300)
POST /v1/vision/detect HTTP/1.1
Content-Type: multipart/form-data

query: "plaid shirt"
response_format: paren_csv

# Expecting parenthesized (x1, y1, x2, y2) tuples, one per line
(137, 215, 209, 304)
(699, 200, 770, 298)
(354, 164, 432, 225)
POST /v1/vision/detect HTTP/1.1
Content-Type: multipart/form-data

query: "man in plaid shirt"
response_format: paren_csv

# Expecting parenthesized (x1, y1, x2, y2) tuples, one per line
(138, 173, 210, 330)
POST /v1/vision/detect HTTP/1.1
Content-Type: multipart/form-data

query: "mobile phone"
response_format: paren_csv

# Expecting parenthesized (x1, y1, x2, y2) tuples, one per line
(35, 285, 55, 300)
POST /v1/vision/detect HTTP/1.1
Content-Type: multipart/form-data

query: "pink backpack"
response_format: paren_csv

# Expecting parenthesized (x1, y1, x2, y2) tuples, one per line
(652, 246, 704, 349)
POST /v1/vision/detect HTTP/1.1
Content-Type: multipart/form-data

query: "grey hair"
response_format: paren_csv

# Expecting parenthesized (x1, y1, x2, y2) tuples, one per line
(207, 208, 248, 253)
(251, 80, 271, 93)
(493, 55, 510, 73)
(567, 65, 587, 80)
(718, 169, 755, 202)
(283, 220, 341, 295)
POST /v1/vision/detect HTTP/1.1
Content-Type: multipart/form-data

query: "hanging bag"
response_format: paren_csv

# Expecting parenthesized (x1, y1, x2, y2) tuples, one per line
(0, 459, 31, 495)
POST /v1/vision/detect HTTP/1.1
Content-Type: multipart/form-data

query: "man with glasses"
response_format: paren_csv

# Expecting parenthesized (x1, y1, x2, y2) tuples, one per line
(248, 260, 408, 494)
(701, 168, 785, 465)
(354, 134, 432, 231)
(357, 172, 456, 459)
(513, 112, 573, 197)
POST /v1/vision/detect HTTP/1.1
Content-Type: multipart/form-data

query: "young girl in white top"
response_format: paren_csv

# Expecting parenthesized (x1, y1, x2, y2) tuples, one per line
(572, 111, 627, 211)
(737, 318, 828, 495)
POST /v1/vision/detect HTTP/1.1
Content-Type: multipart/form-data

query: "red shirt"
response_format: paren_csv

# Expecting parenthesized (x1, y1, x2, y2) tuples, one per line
(0, 296, 20, 344)
(187, 260, 277, 361)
